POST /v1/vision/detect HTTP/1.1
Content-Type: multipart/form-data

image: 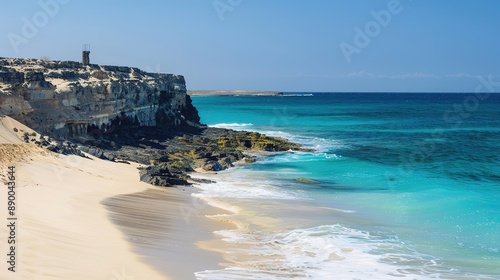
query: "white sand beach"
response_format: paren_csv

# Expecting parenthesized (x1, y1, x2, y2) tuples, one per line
(0, 116, 227, 279)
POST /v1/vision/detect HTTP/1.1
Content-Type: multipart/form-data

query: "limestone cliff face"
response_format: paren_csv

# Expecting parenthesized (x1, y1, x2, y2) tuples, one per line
(0, 57, 199, 138)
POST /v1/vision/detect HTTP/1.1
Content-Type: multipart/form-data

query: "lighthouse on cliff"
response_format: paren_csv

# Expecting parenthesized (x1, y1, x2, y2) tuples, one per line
(82, 44, 90, 65)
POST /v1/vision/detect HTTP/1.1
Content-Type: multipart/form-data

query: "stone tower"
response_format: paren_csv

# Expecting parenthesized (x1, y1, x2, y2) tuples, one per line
(82, 44, 90, 65)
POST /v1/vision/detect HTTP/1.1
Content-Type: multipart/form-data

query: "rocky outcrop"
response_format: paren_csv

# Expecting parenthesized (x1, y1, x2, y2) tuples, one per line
(138, 164, 191, 186)
(0, 57, 311, 188)
(74, 124, 309, 187)
(0, 57, 199, 138)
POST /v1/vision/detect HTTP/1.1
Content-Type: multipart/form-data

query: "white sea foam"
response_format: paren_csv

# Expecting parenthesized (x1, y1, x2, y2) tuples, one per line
(253, 152, 342, 165)
(191, 173, 303, 201)
(196, 224, 495, 280)
(211, 121, 346, 153)
(191, 177, 438, 279)
(199, 197, 241, 214)
(281, 93, 315, 97)
(191, 172, 496, 279)
(319, 206, 356, 213)
(210, 123, 254, 129)
(258, 130, 345, 152)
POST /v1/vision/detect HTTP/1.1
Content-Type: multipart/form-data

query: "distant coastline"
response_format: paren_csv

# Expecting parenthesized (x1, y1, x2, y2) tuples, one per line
(188, 90, 283, 96)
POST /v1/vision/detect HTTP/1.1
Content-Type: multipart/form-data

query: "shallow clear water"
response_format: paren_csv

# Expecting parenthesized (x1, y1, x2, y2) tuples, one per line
(191, 93, 500, 279)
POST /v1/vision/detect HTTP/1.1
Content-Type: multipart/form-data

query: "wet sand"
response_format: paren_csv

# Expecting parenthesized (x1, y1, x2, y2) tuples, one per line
(103, 187, 236, 279)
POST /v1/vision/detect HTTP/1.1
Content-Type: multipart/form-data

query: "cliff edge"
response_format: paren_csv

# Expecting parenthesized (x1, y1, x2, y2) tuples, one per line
(0, 57, 309, 187)
(0, 57, 199, 138)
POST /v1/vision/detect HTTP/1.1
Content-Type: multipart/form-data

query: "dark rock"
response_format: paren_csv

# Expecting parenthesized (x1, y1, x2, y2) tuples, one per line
(203, 161, 224, 172)
(47, 145, 60, 153)
(87, 147, 104, 159)
(103, 152, 116, 161)
(77, 146, 90, 153)
(218, 157, 233, 169)
(138, 164, 190, 187)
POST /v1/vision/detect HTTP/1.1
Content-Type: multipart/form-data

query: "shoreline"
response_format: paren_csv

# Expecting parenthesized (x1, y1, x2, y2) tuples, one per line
(0, 116, 307, 279)
(103, 186, 235, 279)
(0, 143, 237, 279)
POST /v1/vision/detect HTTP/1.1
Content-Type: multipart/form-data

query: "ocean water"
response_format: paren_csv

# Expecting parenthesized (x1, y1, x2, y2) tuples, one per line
(190, 93, 500, 279)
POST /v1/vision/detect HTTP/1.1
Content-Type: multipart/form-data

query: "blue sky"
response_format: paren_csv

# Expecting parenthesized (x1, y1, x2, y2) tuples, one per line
(1, 0, 499, 92)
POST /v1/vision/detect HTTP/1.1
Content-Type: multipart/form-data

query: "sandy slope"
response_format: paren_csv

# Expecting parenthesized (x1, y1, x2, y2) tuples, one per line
(0, 116, 34, 144)
(0, 116, 168, 279)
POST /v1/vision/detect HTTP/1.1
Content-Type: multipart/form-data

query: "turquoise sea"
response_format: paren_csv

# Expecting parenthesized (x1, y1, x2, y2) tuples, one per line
(190, 92, 500, 279)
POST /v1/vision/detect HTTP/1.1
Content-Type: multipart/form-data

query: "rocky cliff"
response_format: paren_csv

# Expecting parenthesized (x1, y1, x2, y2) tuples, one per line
(0, 57, 199, 138)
